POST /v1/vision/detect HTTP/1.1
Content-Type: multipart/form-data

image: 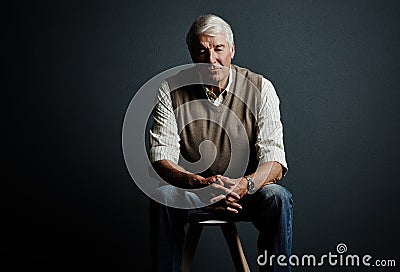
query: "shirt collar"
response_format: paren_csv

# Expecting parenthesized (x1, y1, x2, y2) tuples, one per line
(203, 67, 232, 102)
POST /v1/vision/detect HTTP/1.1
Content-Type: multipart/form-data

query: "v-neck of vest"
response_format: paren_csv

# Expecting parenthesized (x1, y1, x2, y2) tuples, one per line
(206, 90, 234, 112)
(206, 65, 237, 112)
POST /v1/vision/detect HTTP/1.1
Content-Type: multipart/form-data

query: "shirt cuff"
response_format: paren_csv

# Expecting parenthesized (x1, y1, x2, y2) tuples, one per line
(258, 147, 288, 176)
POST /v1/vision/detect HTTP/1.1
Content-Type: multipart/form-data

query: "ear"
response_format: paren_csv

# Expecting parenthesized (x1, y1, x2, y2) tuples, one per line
(230, 43, 235, 59)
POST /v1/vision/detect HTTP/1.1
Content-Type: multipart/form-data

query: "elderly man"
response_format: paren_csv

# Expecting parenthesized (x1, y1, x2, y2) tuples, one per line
(149, 14, 293, 272)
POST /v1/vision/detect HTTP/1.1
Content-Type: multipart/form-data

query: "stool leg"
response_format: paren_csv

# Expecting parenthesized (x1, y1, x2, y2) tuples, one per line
(220, 223, 250, 272)
(183, 223, 203, 272)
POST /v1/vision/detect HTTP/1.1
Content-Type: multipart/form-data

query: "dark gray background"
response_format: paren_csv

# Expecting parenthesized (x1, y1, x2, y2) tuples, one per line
(6, 0, 400, 271)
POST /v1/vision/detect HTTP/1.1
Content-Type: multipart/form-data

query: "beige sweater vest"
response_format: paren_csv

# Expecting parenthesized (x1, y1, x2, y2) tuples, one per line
(168, 65, 262, 178)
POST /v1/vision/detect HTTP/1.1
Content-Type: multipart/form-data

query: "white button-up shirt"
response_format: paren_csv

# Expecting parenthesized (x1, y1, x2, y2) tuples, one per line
(149, 67, 288, 174)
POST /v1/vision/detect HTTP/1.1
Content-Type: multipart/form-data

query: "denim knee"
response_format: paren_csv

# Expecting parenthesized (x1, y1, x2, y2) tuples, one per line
(257, 184, 293, 212)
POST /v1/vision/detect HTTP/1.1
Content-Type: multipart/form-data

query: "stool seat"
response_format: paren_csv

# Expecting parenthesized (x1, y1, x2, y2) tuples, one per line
(198, 219, 230, 225)
(183, 215, 250, 272)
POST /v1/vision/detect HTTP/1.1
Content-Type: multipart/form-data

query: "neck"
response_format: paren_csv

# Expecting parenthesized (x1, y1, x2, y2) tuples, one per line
(208, 76, 229, 96)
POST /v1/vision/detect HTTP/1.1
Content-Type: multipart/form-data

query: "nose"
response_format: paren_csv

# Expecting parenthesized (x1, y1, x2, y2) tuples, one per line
(207, 50, 217, 64)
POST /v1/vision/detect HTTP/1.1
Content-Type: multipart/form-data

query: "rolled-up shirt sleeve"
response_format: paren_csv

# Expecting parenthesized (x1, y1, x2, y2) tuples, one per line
(256, 78, 288, 174)
(149, 81, 180, 163)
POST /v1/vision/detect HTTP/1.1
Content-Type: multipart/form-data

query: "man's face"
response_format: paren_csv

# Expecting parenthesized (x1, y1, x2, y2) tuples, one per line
(190, 33, 235, 84)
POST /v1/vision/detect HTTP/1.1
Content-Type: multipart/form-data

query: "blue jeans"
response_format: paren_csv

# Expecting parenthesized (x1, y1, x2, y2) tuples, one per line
(149, 184, 293, 272)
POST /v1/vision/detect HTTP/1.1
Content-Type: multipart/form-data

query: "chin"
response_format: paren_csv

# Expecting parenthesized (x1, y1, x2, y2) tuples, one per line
(209, 72, 225, 83)
(210, 75, 222, 82)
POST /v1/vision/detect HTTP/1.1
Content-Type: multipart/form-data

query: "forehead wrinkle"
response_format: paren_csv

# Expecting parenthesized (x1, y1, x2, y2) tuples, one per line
(198, 34, 228, 48)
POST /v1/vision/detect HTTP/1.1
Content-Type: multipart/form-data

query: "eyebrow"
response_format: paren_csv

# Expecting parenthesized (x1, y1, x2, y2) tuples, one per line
(196, 43, 226, 50)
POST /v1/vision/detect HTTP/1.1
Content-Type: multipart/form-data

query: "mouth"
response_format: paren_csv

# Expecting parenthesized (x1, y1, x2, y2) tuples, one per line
(198, 65, 227, 82)
(209, 65, 223, 71)
(209, 69, 220, 74)
(208, 66, 224, 76)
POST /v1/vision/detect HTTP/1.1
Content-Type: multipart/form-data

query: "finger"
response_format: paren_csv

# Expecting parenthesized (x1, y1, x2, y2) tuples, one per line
(220, 176, 236, 186)
(209, 184, 241, 201)
(224, 189, 240, 200)
(210, 183, 233, 194)
(215, 177, 224, 186)
(225, 199, 242, 210)
(210, 194, 225, 203)
(226, 207, 239, 214)
(210, 192, 239, 204)
(226, 194, 240, 202)
(227, 201, 242, 210)
(208, 176, 217, 184)
(227, 191, 240, 200)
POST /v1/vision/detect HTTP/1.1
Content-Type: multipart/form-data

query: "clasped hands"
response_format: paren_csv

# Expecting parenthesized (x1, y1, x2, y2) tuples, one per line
(196, 174, 248, 214)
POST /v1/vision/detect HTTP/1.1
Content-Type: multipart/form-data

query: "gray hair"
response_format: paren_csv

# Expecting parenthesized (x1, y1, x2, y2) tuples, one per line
(186, 14, 234, 52)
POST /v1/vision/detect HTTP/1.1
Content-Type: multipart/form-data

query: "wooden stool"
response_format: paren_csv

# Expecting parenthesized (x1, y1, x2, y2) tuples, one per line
(182, 219, 250, 272)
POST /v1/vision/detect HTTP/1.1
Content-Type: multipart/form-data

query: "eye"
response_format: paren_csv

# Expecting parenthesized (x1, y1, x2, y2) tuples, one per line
(214, 46, 224, 52)
(197, 49, 206, 55)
